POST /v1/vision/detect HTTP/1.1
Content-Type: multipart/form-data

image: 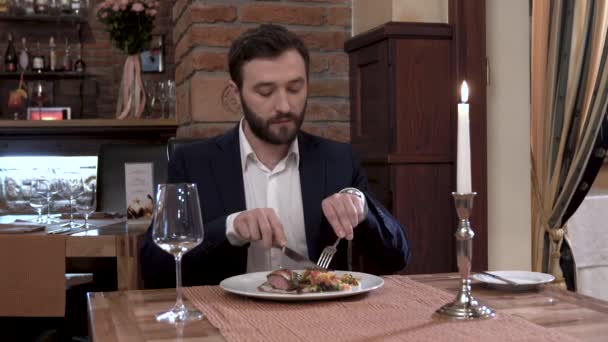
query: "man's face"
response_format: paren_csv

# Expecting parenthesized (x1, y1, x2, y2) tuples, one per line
(237, 49, 308, 145)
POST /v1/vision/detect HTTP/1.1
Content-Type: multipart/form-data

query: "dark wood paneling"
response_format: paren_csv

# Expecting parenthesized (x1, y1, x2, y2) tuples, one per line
(349, 41, 390, 156)
(393, 39, 452, 157)
(393, 164, 455, 274)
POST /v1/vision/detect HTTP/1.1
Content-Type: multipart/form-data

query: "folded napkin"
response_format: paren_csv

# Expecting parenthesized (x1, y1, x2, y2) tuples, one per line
(0, 223, 46, 234)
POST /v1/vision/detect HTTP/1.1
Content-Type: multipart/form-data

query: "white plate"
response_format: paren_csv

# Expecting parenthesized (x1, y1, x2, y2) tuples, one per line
(472, 271, 555, 290)
(220, 270, 384, 301)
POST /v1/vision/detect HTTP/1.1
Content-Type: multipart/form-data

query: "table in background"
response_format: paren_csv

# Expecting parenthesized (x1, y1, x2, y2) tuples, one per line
(567, 190, 608, 301)
(0, 215, 148, 290)
(87, 273, 608, 342)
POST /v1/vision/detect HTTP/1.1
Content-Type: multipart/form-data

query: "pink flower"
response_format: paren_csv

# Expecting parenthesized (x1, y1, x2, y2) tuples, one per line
(120, 0, 129, 5)
(132, 2, 144, 12)
(112, 4, 119, 11)
(146, 9, 157, 16)
(100, 12, 108, 18)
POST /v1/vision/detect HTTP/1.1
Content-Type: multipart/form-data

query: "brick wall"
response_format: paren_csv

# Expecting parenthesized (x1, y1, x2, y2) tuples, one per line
(172, 0, 352, 142)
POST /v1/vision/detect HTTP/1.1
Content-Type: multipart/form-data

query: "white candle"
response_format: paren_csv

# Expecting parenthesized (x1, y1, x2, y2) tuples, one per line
(457, 81, 472, 193)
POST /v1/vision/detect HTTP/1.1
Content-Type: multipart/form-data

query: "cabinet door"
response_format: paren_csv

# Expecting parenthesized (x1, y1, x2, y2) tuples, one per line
(349, 40, 391, 157)
(392, 38, 453, 158)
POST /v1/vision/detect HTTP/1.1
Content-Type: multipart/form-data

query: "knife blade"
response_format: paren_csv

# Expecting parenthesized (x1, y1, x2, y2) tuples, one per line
(479, 271, 520, 286)
(281, 246, 318, 269)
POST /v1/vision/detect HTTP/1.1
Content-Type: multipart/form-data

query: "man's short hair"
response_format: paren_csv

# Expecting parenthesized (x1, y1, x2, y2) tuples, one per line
(228, 24, 310, 88)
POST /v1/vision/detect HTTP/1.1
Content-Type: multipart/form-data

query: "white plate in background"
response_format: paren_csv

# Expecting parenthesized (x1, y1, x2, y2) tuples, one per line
(472, 270, 555, 290)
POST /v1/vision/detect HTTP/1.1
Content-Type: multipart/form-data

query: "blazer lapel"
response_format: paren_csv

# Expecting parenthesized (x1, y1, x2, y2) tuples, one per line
(212, 126, 247, 215)
(298, 133, 325, 261)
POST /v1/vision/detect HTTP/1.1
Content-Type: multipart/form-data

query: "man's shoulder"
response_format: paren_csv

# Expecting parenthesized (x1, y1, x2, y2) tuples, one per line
(175, 127, 238, 159)
(300, 131, 353, 156)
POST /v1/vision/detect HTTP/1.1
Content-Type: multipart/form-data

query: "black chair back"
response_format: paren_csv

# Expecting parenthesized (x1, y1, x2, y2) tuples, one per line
(166, 137, 200, 163)
(97, 143, 168, 214)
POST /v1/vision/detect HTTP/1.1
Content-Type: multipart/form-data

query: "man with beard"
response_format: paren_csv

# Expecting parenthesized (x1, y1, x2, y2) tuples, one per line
(141, 24, 410, 288)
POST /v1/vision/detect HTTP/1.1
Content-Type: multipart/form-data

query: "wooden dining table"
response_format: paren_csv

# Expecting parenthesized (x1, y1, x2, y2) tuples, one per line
(0, 215, 149, 290)
(87, 272, 608, 342)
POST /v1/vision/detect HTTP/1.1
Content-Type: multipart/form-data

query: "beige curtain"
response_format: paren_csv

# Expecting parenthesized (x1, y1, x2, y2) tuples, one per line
(531, 0, 608, 283)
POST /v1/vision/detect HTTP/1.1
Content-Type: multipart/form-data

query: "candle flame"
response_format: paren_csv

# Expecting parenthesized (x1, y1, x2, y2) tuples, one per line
(460, 81, 469, 103)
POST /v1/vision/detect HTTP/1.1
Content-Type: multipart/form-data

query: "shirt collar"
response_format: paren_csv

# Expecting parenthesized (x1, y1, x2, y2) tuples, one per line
(238, 118, 300, 172)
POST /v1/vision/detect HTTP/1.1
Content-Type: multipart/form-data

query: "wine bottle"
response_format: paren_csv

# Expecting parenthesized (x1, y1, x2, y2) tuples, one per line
(70, 0, 81, 15)
(73, 43, 85, 72)
(24, 0, 35, 15)
(4, 32, 18, 72)
(32, 41, 45, 73)
(60, 0, 71, 14)
(49, 36, 57, 71)
(19, 37, 29, 72)
(62, 38, 72, 71)
(34, 0, 49, 14)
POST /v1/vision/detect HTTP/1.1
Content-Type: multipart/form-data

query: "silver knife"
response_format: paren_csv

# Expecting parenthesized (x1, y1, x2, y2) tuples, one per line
(280, 246, 319, 269)
(479, 271, 520, 286)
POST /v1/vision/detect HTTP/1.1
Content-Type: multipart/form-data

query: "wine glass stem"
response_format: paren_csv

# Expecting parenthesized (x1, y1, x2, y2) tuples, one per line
(84, 214, 88, 228)
(46, 196, 52, 220)
(174, 254, 185, 311)
(69, 196, 74, 225)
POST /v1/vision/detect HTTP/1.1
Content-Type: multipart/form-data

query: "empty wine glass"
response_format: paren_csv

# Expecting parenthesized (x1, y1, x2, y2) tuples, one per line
(75, 183, 96, 229)
(157, 80, 168, 119)
(32, 81, 47, 107)
(29, 179, 48, 223)
(152, 183, 205, 323)
(37, 168, 62, 223)
(167, 80, 175, 119)
(60, 171, 84, 229)
(144, 80, 157, 118)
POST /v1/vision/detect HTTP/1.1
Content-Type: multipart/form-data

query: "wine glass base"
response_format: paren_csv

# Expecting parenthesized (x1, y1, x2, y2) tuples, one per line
(45, 217, 62, 224)
(155, 308, 204, 324)
(60, 221, 84, 229)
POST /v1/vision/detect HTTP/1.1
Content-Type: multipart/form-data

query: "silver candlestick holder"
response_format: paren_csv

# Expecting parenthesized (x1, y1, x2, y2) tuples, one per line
(436, 192, 495, 319)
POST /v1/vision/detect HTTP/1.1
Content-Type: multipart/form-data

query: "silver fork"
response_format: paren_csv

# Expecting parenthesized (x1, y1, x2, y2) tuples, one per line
(316, 237, 342, 269)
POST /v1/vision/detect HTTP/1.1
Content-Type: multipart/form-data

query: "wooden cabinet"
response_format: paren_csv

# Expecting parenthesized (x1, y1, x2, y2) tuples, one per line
(346, 22, 472, 275)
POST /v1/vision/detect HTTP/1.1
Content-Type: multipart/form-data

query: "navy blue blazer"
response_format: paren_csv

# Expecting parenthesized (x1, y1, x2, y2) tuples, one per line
(140, 126, 410, 288)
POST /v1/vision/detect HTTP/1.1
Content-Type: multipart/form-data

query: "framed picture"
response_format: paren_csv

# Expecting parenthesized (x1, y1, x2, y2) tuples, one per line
(140, 35, 164, 73)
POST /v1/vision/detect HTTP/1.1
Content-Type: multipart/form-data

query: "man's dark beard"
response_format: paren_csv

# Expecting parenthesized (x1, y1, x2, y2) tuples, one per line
(241, 96, 305, 145)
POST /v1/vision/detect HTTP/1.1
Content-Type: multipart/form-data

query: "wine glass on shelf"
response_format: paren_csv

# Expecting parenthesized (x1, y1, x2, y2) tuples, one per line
(60, 171, 84, 229)
(152, 183, 205, 323)
(157, 80, 168, 119)
(144, 80, 157, 118)
(32, 81, 47, 109)
(167, 80, 175, 119)
(75, 183, 96, 229)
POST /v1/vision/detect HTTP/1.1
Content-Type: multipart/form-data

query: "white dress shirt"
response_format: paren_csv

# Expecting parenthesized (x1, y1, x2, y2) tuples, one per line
(225, 120, 310, 273)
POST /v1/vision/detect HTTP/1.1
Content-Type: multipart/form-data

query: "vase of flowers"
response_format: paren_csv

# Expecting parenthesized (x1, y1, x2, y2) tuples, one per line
(96, 0, 160, 119)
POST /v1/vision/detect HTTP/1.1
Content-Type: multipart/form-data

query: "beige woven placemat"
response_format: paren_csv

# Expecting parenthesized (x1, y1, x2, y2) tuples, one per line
(184, 276, 578, 342)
